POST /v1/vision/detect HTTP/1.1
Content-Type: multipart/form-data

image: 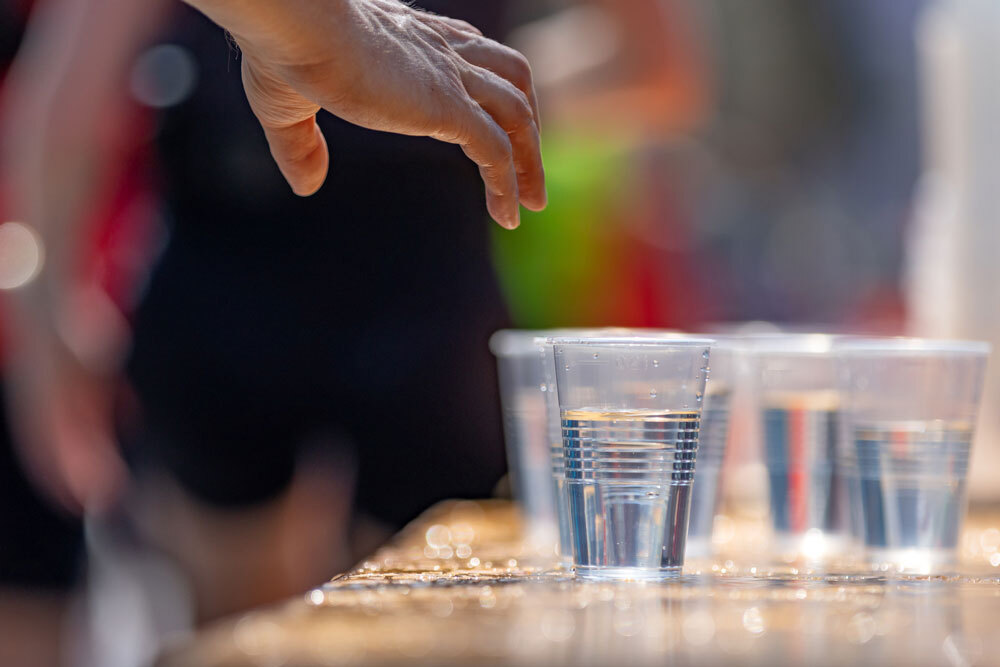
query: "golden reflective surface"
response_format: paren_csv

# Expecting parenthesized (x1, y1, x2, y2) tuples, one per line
(161, 500, 1000, 667)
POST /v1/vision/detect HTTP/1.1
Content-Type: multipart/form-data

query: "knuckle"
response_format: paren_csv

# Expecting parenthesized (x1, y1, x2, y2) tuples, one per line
(493, 133, 515, 165)
(478, 123, 513, 167)
(281, 127, 321, 163)
(448, 31, 475, 50)
(505, 92, 534, 132)
(506, 50, 533, 87)
(480, 167, 512, 195)
(453, 19, 481, 34)
(416, 19, 452, 50)
(440, 126, 468, 145)
(456, 101, 486, 142)
(434, 102, 478, 146)
(432, 118, 467, 145)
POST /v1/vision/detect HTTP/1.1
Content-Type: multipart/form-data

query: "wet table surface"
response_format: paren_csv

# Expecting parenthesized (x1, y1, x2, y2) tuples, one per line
(160, 500, 1000, 666)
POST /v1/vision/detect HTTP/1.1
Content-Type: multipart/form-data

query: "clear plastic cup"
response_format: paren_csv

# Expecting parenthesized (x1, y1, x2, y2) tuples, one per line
(685, 336, 745, 558)
(751, 334, 848, 558)
(491, 328, 632, 559)
(551, 336, 712, 580)
(541, 329, 731, 561)
(836, 338, 990, 572)
(490, 330, 559, 552)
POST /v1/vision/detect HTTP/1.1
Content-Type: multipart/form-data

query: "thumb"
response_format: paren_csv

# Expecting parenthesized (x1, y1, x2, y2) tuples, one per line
(241, 56, 330, 196)
(260, 118, 330, 196)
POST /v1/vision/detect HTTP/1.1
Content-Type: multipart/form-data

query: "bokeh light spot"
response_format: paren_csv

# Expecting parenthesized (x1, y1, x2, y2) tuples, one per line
(130, 44, 198, 108)
(0, 221, 43, 290)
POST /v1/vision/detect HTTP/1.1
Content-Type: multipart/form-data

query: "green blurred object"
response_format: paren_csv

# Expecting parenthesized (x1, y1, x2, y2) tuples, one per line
(491, 133, 631, 328)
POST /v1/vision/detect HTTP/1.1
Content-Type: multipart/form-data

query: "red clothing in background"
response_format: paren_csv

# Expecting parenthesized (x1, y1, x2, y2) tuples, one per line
(0, 0, 158, 365)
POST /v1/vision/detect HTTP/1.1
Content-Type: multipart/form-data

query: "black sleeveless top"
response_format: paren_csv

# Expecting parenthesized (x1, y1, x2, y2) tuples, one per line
(138, 0, 511, 357)
(126, 3, 511, 522)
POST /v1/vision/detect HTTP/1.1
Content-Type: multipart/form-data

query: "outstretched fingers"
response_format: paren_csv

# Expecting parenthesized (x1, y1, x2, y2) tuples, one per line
(461, 66, 546, 213)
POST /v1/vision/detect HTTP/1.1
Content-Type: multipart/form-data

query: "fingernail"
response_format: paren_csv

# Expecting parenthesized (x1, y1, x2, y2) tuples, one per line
(507, 210, 520, 229)
(533, 187, 548, 210)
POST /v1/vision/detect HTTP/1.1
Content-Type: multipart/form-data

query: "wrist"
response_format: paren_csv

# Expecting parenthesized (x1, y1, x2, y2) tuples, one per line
(183, 0, 354, 64)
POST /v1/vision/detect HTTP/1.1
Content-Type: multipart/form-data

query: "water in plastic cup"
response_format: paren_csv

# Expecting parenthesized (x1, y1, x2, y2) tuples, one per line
(490, 331, 559, 552)
(541, 339, 575, 567)
(552, 337, 712, 580)
(753, 334, 847, 558)
(538, 328, 644, 566)
(837, 338, 989, 572)
(543, 329, 723, 562)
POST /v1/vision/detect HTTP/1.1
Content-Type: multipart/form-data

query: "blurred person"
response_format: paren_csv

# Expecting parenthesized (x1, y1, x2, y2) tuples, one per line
(0, 0, 544, 652)
(0, 3, 116, 663)
(675, 0, 925, 328)
(494, 0, 923, 333)
(0, 402, 81, 667)
(509, 0, 705, 132)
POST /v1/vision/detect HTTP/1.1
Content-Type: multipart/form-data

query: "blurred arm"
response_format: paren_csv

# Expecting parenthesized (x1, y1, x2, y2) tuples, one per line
(0, 0, 167, 511)
(2, 0, 166, 328)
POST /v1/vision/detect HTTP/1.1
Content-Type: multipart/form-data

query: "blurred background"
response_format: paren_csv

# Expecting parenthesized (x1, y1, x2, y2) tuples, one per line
(2, 0, 999, 665)
(494, 0, 920, 332)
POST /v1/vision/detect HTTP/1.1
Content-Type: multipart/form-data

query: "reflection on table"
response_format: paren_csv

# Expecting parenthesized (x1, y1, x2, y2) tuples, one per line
(160, 500, 1000, 667)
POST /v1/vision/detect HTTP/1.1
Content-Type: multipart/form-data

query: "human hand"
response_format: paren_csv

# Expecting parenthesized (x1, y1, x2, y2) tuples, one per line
(188, 0, 546, 229)
(3, 286, 130, 514)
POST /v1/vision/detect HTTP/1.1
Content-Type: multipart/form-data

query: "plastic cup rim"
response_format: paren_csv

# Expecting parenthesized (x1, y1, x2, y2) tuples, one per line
(745, 332, 845, 355)
(489, 328, 660, 357)
(835, 336, 991, 356)
(547, 335, 715, 348)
